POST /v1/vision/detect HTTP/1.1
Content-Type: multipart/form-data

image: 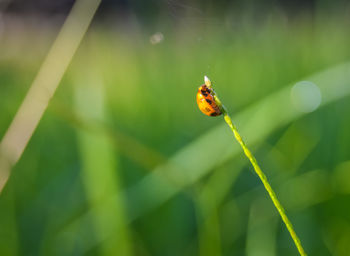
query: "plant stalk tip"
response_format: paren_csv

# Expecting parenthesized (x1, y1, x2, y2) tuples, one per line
(204, 76, 211, 87)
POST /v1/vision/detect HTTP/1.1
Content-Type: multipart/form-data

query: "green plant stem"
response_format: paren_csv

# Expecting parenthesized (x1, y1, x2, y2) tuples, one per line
(222, 112, 306, 256)
(205, 76, 307, 256)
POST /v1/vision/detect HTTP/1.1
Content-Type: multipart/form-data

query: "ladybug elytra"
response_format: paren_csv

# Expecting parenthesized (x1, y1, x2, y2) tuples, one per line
(196, 84, 222, 117)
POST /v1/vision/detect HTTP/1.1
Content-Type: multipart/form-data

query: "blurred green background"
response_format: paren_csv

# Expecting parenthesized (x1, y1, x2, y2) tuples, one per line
(1, 0, 350, 255)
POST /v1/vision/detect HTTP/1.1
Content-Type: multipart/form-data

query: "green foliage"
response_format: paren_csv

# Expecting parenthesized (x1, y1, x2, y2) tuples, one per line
(1, 12, 350, 256)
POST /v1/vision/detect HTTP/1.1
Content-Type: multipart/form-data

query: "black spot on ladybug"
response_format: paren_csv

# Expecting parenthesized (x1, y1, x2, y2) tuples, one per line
(205, 107, 211, 112)
(205, 99, 212, 104)
(201, 90, 208, 96)
(210, 112, 217, 116)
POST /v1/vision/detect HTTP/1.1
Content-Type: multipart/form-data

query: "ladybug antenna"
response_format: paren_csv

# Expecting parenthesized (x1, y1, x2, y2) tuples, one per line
(204, 75, 212, 88)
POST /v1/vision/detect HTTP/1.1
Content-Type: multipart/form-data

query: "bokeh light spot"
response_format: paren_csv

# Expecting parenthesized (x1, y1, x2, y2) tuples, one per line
(150, 32, 164, 45)
(291, 81, 322, 113)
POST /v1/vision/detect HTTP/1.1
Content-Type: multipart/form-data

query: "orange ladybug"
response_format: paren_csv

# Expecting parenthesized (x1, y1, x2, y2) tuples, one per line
(196, 84, 222, 116)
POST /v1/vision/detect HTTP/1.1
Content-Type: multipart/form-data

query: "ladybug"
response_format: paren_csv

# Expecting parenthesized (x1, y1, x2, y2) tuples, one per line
(196, 84, 222, 116)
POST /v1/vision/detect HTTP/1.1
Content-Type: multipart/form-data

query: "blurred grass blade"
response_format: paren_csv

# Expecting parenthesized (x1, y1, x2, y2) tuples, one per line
(197, 207, 222, 256)
(54, 62, 350, 250)
(0, 0, 101, 193)
(125, 62, 350, 217)
(72, 61, 132, 255)
(246, 198, 278, 256)
(194, 162, 244, 256)
(0, 188, 18, 255)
